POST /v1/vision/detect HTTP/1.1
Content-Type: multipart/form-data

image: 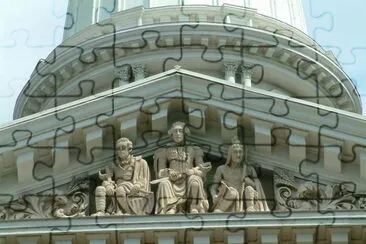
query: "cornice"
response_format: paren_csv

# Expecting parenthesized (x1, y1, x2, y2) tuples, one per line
(2, 70, 366, 197)
(0, 211, 365, 236)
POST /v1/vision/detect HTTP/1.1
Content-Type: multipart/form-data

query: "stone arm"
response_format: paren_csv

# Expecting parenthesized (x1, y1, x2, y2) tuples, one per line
(191, 146, 212, 177)
(210, 166, 223, 199)
(129, 157, 151, 195)
(153, 148, 168, 179)
(244, 165, 257, 188)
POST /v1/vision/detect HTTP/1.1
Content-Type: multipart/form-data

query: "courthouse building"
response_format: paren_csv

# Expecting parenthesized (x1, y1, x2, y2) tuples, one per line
(0, 0, 366, 243)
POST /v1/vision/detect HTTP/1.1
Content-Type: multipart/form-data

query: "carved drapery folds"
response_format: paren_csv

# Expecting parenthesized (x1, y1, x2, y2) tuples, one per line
(210, 137, 269, 213)
(152, 122, 212, 214)
(92, 137, 154, 216)
(3, 129, 366, 221)
(274, 168, 366, 211)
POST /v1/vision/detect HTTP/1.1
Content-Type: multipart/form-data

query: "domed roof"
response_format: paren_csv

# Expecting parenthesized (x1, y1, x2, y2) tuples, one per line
(13, 3, 361, 119)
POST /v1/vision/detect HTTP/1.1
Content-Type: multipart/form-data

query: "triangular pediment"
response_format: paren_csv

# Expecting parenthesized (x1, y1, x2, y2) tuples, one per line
(0, 68, 365, 222)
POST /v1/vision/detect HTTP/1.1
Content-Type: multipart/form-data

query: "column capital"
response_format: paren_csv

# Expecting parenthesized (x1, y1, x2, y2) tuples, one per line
(115, 65, 131, 85)
(132, 64, 148, 81)
(224, 62, 239, 83)
(224, 62, 239, 72)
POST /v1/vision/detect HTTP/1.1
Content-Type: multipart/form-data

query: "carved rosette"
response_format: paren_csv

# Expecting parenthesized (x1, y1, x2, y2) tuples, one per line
(273, 168, 366, 211)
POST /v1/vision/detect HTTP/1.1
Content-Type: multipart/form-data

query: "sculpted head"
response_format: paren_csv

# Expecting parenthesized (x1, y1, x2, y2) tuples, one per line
(168, 121, 190, 144)
(116, 137, 133, 161)
(226, 136, 245, 166)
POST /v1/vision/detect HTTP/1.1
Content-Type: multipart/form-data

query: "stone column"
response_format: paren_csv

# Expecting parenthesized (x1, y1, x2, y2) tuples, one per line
(186, 102, 207, 135)
(115, 66, 131, 86)
(224, 63, 239, 83)
(132, 64, 148, 81)
(289, 128, 308, 164)
(84, 125, 104, 159)
(15, 149, 35, 183)
(321, 136, 343, 174)
(241, 64, 254, 87)
(53, 134, 70, 171)
(252, 119, 273, 153)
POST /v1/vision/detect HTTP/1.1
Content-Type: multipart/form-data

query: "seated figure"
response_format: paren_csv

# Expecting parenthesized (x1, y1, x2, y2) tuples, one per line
(152, 121, 212, 214)
(93, 137, 153, 216)
(210, 137, 269, 213)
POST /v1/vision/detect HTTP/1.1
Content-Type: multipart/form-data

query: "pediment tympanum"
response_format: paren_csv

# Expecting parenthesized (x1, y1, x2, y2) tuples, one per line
(1, 121, 365, 221)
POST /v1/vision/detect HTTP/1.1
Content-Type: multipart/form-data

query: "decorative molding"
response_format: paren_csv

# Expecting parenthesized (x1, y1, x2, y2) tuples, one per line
(273, 168, 366, 211)
(0, 177, 89, 220)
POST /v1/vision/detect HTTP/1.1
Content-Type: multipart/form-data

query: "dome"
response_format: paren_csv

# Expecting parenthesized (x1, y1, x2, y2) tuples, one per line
(13, 1, 361, 119)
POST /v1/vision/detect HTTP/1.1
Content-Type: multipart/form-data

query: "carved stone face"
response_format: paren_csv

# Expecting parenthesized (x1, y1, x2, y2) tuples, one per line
(171, 125, 184, 144)
(117, 142, 131, 160)
(230, 147, 244, 165)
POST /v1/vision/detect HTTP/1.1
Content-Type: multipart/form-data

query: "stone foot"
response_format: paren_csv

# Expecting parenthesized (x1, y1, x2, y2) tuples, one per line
(166, 208, 176, 214)
(91, 211, 105, 216)
(190, 208, 199, 214)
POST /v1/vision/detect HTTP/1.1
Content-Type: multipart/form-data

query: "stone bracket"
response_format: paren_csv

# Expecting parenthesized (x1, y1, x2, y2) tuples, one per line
(84, 126, 104, 159)
(15, 149, 35, 183)
(186, 102, 208, 135)
(252, 119, 273, 153)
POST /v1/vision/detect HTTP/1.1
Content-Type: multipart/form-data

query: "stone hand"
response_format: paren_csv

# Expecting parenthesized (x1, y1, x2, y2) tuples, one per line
(169, 170, 179, 181)
(185, 168, 195, 176)
(244, 177, 256, 188)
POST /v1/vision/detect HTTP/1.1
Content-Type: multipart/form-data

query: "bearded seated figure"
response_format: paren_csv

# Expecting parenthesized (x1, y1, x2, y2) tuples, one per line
(152, 122, 212, 214)
(93, 137, 154, 216)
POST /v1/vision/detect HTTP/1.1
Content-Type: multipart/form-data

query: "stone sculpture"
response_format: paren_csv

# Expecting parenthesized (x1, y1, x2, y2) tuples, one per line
(152, 121, 212, 214)
(274, 168, 359, 211)
(93, 137, 153, 216)
(210, 137, 269, 212)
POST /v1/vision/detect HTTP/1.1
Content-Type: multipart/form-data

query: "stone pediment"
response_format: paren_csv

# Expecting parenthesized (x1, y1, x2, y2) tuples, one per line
(0, 68, 365, 221)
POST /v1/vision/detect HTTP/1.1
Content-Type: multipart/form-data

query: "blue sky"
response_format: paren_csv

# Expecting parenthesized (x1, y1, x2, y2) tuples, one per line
(0, 0, 365, 124)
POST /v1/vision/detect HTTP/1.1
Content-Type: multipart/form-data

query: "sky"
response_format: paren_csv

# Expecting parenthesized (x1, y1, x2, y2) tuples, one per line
(0, 0, 365, 125)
